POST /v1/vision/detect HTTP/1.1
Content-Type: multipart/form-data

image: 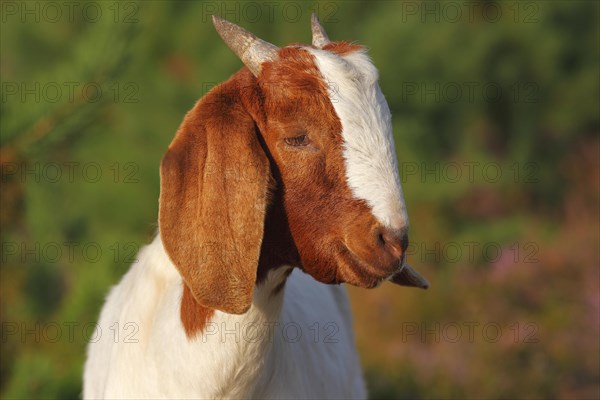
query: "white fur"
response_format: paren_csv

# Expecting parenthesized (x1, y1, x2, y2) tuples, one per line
(83, 235, 366, 399)
(307, 47, 409, 230)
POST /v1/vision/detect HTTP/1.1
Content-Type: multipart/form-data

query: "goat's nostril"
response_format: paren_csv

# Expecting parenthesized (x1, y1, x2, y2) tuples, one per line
(378, 227, 409, 258)
(377, 232, 385, 246)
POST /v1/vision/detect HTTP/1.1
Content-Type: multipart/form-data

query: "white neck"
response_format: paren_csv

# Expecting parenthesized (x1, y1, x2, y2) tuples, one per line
(201, 269, 291, 397)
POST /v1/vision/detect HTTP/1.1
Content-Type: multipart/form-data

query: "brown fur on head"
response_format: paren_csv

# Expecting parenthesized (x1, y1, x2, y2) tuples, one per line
(256, 46, 402, 288)
(159, 16, 427, 328)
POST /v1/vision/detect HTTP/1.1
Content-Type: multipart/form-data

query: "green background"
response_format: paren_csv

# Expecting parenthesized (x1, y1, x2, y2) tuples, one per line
(1, 1, 598, 398)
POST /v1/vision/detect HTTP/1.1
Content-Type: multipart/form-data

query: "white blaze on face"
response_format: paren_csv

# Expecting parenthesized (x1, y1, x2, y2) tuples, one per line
(306, 47, 409, 230)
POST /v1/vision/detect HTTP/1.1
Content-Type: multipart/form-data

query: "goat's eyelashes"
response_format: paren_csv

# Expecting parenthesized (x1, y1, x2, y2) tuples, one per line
(284, 135, 310, 147)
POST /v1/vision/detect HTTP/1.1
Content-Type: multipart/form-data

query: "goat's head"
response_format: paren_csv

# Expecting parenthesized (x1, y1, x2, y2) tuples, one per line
(159, 15, 428, 315)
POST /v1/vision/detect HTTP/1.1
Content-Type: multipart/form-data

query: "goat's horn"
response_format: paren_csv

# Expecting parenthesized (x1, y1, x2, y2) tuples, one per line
(212, 15, 279, 77)
(311, 13, 331, 48)
(389, 264, 430, 289)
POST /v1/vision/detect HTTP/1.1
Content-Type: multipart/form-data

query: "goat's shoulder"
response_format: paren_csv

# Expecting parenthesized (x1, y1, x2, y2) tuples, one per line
(83, 236, 182, 398)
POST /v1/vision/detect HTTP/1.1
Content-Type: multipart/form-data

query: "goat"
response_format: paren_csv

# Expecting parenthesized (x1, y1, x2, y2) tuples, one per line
(83, 14, 429, 399)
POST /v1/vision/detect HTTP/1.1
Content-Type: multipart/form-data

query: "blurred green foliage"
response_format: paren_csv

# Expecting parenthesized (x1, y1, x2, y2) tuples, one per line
(1, 1, 598, 399)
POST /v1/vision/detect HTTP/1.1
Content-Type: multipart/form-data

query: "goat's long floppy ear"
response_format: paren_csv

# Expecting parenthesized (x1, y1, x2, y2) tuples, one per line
(159, 82, 271, 315)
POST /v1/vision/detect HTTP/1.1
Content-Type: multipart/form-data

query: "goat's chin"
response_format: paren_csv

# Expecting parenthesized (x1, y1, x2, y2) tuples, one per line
(332, 245, 393, 289)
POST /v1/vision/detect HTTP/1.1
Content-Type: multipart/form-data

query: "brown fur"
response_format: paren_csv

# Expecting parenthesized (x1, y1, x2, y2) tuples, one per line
(161, 45, 405, 338)
(160, 69, 271, 316)
(180, 285, 214, 337)
(322, 40, 364, 55)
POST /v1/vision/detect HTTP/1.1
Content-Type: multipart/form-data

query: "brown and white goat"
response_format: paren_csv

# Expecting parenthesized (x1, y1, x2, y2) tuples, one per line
(83, 14, 428, 399)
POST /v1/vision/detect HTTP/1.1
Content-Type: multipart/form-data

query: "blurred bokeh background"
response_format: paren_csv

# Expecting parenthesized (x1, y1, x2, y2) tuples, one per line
(1, 1, 598, 398)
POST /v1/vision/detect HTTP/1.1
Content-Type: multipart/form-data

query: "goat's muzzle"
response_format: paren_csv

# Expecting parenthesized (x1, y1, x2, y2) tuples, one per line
(376, 226, 429, 289)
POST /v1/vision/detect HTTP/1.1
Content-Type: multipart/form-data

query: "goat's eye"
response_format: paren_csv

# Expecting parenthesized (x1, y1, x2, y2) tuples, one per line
(284, 135, 310, 147)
